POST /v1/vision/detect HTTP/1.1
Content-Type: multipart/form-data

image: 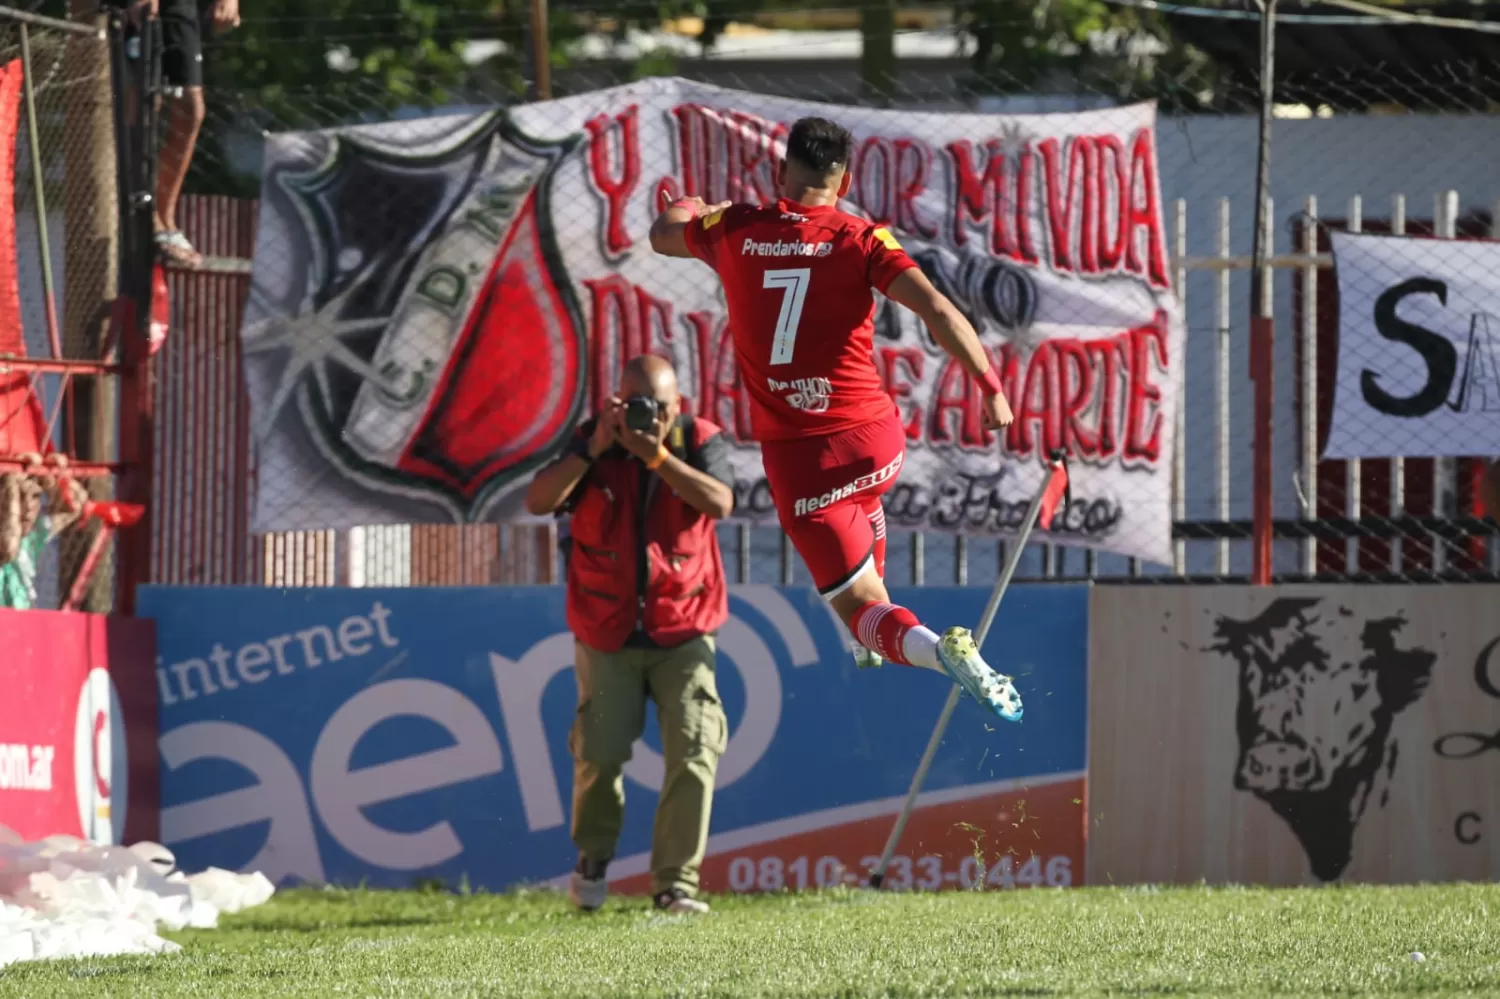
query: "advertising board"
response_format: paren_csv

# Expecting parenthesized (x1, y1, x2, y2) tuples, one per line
(0, 609, 158, 845)
(140, 585, 1087, 892)
(1088, 585, 1500, 885)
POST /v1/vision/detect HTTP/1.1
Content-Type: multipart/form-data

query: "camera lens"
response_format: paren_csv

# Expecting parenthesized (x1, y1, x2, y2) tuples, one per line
(625, 397, 657, 431)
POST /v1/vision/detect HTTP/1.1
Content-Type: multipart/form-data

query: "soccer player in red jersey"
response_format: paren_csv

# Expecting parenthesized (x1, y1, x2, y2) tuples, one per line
(649, 116, 1023, 721)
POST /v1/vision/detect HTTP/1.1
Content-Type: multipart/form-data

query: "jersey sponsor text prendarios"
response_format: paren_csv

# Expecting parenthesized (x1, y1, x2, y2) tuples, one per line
(684, 200, 917, 441)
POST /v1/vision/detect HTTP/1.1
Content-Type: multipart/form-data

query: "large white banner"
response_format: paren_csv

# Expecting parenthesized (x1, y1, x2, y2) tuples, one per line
(1328, 231, 1500, 460)
(242, 77, 1184, 564)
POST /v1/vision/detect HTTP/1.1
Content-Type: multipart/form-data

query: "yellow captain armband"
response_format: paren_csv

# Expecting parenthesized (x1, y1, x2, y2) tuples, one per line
(872, 226, 903, 251)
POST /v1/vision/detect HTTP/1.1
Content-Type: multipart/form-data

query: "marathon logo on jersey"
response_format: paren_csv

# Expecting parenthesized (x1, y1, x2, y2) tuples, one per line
(792, 453, 904, 517)
(742, 238, 833, 258)
(770, 376, 832, 414)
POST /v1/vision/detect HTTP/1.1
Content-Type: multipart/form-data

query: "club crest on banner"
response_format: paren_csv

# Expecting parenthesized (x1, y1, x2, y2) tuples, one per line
(244, 112, 586, 521)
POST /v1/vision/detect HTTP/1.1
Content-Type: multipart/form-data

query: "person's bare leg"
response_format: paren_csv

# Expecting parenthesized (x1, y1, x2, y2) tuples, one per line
(154, 86, 204, 238)
(849, 498, 889, 667)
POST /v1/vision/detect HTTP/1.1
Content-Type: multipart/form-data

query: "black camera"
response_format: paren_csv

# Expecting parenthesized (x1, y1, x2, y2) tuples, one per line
(623, 395, 661, 432)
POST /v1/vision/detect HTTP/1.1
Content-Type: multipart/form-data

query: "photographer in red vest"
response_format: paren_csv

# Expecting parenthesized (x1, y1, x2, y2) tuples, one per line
(525, 354, 735, 915)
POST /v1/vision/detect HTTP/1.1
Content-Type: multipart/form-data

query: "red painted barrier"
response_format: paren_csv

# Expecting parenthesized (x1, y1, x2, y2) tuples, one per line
(0, 610, 158, 845)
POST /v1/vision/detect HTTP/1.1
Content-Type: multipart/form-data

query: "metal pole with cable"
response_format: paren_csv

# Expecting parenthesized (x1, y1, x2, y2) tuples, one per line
(529, 0, 552, 100)
(1250, 0, 1278, 585)
(868, 452, 1069, 889)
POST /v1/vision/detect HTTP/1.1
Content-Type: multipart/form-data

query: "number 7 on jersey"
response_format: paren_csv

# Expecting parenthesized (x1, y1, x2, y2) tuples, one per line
(763, 268, 811, 365)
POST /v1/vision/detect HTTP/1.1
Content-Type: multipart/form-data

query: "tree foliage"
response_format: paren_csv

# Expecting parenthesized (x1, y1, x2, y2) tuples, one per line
(956, 0, 1213, 106)
(75, 0, 1211, 194)
(203, 0, 530, 119)
(960, 0, 1218, 106)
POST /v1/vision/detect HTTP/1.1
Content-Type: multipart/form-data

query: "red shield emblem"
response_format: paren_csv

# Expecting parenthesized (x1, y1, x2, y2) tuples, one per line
(267, 113, 585, 521)
(397, 197, 582, 500)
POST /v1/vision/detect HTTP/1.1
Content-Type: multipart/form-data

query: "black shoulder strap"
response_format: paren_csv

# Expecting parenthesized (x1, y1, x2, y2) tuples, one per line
(677, 412, 700, 467)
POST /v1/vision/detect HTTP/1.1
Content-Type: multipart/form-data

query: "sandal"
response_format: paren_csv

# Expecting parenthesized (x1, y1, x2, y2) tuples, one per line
(155, 229, 203, 269)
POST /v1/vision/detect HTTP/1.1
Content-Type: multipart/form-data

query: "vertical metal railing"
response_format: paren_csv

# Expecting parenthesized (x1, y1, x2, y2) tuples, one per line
(1215, 197, 1232, 576)
(1299, 194, 1318, 576)
(1390, 193, 1407, 574)
(1344, 195, 1362, 575)
(0, 7, 134, 610)
(1432, 191, 1458, 577)
(1171, 198, 1187, 575)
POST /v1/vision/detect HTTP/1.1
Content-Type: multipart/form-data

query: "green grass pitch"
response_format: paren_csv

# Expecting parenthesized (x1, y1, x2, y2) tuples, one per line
(2, 883, 1497, 998)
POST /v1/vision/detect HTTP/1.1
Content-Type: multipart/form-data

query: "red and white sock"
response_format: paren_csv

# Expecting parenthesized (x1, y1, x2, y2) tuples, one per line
(850, 602, 941, 672)
(864, 501, 888, 579)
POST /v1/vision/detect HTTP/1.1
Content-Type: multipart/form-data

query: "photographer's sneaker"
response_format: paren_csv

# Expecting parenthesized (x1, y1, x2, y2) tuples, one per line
(568, 856, 609, 912)
(937, 627, 1023, 722)
(653, 888, 709, 915)
(852, 641, 882, 669)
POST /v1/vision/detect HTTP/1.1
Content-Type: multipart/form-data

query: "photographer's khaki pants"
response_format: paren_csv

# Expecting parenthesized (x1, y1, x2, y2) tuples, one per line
(569, 635, 727, 896)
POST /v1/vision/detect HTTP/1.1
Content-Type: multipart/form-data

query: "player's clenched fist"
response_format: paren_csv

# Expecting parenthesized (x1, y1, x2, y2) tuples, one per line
(981, 392, 1014, 431)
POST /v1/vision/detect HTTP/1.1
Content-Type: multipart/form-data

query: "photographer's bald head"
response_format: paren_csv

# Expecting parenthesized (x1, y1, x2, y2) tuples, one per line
(621, 354, 681, 428)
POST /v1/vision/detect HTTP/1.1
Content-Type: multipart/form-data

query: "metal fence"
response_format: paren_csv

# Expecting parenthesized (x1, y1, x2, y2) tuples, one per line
(145, 11, 1500, 588)
(0, 7, 137, 611)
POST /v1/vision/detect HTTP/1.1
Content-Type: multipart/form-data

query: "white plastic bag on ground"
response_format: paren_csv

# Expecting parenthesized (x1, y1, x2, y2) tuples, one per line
(0, 824, 274, 968)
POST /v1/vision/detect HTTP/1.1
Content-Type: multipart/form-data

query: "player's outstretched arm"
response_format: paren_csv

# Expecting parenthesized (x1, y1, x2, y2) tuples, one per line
(884, 268, 1014, 428)
(649, 193, 730, 258)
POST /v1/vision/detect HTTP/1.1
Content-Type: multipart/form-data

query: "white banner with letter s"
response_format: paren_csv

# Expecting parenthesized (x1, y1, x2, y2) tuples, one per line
(1327, 231, 1500, 460)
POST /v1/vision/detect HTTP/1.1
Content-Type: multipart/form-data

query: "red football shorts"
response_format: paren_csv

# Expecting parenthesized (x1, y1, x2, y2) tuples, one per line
(760, 414, 905, 596)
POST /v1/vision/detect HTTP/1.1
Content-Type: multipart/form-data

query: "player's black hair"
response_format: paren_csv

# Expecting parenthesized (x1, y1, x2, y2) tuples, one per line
(784, 117, 853, 176)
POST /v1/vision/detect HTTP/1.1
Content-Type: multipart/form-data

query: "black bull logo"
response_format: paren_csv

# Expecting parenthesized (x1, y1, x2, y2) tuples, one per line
(1209, 598, 1436, 882)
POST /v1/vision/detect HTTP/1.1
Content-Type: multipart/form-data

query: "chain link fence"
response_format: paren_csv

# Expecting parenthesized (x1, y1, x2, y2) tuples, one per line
(145, 4, 1500, 587)
(0, 8, 124, 611)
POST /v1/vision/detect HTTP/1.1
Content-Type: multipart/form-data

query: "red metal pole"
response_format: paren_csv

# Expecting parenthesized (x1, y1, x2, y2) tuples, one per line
(64, 524, 113, 611)
(1249, 0, 1278, 586)
(1251, 315, 1274, 585)
(0, 357, 126, 375)
(1465, 457, 1484, 568)
(0, 458, 123, 475)
(114, 298, 155, 615)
